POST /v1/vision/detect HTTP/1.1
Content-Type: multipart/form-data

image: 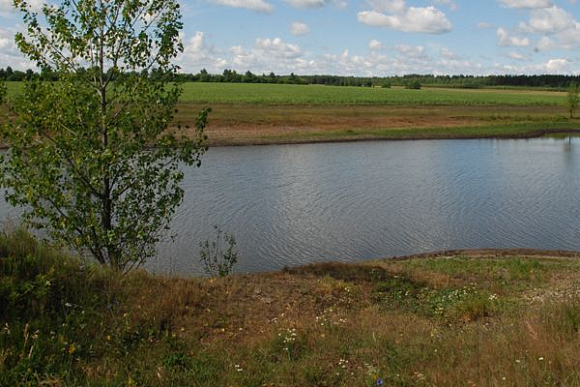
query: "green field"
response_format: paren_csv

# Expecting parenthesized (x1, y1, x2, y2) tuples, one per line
(5, 81, 568, 106)
(179, 83, 567, 106)
(3, 81, 579, 146)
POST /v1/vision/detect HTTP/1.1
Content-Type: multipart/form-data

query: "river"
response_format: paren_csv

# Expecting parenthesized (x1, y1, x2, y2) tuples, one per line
(2, 137, 580, 275)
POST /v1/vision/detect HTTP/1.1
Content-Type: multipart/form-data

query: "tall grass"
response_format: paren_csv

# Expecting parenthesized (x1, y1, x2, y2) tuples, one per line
(2, 231, 580, 385)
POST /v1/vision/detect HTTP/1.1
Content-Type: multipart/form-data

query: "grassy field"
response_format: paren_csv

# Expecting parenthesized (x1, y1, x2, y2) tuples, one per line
(3, 230, 580, 386)
(179, 83, 567, 106)
(4, 82, 580, 146)
(6, 82, 567, 106)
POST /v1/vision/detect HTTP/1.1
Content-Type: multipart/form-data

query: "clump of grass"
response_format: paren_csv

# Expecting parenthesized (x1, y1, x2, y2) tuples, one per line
(3, 229, 580, 385)
(0, 229, 163, 386)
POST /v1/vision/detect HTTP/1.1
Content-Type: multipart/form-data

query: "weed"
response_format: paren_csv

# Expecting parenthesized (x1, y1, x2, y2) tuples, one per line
(4, 229, 580, 386)
(199, 226, 239, 277)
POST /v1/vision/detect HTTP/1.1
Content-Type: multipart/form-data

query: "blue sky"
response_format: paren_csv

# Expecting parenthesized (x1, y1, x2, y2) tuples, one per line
(1, 0, 579, 75)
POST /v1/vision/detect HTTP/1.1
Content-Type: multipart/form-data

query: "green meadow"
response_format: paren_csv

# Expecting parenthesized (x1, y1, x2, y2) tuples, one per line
(180, 83, 566, 106)
(5, 81, 567, 106)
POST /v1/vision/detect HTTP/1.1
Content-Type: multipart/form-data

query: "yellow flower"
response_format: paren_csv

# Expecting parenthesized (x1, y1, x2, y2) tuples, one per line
(68, 344, 76, 354)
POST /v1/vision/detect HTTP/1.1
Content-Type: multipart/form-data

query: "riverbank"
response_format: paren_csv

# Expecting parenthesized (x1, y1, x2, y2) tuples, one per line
(175, 103, 580, 146)
(3, 230, 580, 386)
(173, 85, 579, 146)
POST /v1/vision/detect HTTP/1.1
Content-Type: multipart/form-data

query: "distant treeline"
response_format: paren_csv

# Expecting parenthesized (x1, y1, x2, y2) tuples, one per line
(1, 66, 579, 89)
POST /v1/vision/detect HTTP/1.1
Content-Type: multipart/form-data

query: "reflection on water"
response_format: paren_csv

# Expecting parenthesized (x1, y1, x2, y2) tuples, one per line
(2, 137, 580, 275)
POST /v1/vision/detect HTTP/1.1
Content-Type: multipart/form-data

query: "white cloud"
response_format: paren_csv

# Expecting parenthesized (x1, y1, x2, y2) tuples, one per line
(184, 32, 205, 54)
(368, 39, 382, 50)
(508, 52, 526, 60)
(366, 0, 406, 13)
(285, 0, 324, 8)
(174, 36, 580, 76)
(357, 2, 452, 34)
(225, 37, 307, 73)
(522, 6, 575, 34)
(509, 5, 580, 51)
(544, 58, 571, 73)
(536, 36, 554, 50)
(498, 0, 552, 9)
(0, 30, 12, 50)
(284, 0, 347, 9)
(556, 23, 580, 49)
(180, 31, 228, 72)
(440, 46, 458, 60)
(0, 0, 14, 14)
(290, 21, 310, 36)
(394, 44, 426, 58)
(497, 27, 530, 46)
(212, 0, 274, 13)
(492, 57, 578, 75)
(255, 38, 302, 59)
(0, 27, 34, 69)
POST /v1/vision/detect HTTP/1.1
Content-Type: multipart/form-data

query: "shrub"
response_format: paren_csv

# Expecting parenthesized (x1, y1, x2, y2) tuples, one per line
(405, 80, 422, 90)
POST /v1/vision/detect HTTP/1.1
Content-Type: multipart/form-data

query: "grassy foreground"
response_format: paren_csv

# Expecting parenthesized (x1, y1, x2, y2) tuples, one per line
(3, 231, 580, 386)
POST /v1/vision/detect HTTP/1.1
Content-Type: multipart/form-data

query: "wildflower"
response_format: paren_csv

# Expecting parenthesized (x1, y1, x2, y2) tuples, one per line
(375, 378, 384, 387)
(68, 344, 76, 354)
(538, 357, 544, 361)
(489, 294, 498, 301)
(234, 364, 243, 372)
(413, 372, 425, 381)
(64, 302, 72, 308)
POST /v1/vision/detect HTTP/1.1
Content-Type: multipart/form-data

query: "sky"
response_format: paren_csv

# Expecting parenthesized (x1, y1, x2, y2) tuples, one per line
(0, 0, 579, 76)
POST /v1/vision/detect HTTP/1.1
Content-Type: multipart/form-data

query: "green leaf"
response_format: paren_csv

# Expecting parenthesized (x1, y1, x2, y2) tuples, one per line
(0, 0, 209, 272)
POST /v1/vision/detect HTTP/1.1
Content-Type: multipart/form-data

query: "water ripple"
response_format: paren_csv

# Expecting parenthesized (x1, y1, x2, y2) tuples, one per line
(3, 138, 579, 275)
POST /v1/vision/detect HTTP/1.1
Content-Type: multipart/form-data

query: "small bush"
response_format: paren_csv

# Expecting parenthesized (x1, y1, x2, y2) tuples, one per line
(199, 226, 239, 277)
(404, 80, 422, 90)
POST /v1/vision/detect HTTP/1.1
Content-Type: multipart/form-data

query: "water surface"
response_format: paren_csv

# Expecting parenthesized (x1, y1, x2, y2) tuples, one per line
(3, 137, 580, 274)
(153, 137, 580, 274)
